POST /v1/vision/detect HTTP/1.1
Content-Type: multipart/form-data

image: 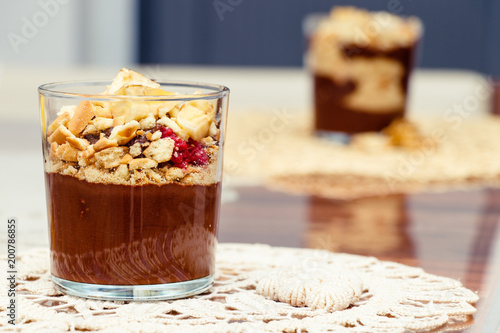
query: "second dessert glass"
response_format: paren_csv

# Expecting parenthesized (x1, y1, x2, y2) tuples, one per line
(306, 7, 422, 142)
(40, 71, 229, 300)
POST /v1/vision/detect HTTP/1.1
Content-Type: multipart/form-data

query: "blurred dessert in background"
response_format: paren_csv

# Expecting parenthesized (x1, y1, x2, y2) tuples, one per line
(225, 110, 500, 199)
(308, 7, 422, 139)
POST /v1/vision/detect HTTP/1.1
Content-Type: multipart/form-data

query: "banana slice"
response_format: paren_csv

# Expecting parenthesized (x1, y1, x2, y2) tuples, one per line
(185, 100, 216, 119)
(176, 105, 212, 141)
(110, 100, 159, 122)
(104, 68, 161, 95)
(110, 84, 177, 121)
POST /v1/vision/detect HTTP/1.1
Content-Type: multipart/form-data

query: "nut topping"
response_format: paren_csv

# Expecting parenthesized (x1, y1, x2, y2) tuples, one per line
(45, 68, 221, 186)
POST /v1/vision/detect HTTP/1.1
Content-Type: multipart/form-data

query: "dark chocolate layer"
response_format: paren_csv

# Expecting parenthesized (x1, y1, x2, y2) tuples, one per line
(45, 173, 221, 285)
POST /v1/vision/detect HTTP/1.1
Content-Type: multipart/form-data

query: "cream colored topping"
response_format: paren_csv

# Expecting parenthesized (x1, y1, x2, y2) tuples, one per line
(45, 68, 221, 186)
(317, 7, 421, 51)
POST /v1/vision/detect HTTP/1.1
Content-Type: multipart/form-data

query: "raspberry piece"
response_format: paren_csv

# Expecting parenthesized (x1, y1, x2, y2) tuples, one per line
(157, 125, 209, 168)
(160, 126, 173, 138)
(187, 140, 209, 165)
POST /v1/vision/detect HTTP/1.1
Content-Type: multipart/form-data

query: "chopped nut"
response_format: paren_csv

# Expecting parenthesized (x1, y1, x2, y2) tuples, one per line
(94, 147, 128, 169)
(108, 120, 140, 145)
(150, 131, 162, 141)
(55, 143, 79, 162)
(67, 101, 95, 135)
(67, 137, 89, 151)
(47, 111, 72, 136)
(139, 114, 156, 129)
(137, 130, 145, 136)
(94, 117, 114, 131)
(145, 130, 163, 141)
(201, 136, 215, 147)
(129, 142, 142, 157)
(48, 125, 76, 145)
(143, 138, 175, 163)
(129, 158, 158, 170)
(120, 154, 133, 164)
(93, 137, 119, 152)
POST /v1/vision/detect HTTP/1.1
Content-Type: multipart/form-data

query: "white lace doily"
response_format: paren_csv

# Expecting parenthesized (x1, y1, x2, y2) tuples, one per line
(0, 244, 478, 332)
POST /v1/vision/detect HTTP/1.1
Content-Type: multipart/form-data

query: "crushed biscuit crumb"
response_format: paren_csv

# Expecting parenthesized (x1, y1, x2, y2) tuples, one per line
(55, 143, 79, 162)
(129, 158, 158, 170)
(67, 101, 95, 135)
(143, 138, 175, 163)
(48, 125, 76, 145)
(94, 147, 128, 169)
(93, 137, 119, 152)
(67, 137, 89, 151)
(129, 143, 142, 157)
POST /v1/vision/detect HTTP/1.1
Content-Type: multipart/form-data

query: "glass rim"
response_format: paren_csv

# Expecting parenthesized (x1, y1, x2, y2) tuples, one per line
(38, 79, 230, 101)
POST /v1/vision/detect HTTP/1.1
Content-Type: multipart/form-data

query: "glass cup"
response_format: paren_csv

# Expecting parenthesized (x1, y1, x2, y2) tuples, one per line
(305, 8, 422, 143)
(39, 80, 229, 300)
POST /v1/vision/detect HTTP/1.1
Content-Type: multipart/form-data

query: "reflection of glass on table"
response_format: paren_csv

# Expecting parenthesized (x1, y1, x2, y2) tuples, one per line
(306, 194, 414, 257)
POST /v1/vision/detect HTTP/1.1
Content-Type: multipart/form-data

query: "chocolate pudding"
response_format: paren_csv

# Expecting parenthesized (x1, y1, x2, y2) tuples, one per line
(308, 7, 422, 135)
(46, 173, 221, 285)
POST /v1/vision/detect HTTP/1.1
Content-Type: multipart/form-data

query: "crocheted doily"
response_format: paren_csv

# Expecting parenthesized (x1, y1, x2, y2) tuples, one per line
(0, 244, 478, 332)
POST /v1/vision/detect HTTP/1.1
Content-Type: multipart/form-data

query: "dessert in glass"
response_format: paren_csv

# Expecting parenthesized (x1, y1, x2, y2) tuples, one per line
(307, 7, 422, 141)
(40, 69, 229, 300)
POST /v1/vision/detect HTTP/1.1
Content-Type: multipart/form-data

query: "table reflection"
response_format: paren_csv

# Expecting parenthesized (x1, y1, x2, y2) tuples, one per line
(306, 195, 414, 257)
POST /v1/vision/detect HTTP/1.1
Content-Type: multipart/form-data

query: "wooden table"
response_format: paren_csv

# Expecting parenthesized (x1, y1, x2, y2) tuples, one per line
(219, 186, 500, 332)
